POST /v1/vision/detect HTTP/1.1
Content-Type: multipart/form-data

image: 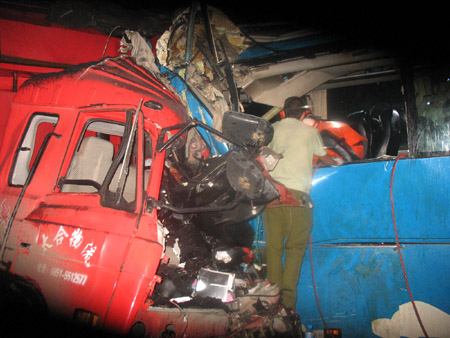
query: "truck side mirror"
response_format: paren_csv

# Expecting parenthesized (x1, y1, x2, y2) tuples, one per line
(222, 111, 273, 148)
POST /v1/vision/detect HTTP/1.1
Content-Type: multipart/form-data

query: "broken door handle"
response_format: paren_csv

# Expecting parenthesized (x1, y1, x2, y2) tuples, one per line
(20, 242, 31, 249)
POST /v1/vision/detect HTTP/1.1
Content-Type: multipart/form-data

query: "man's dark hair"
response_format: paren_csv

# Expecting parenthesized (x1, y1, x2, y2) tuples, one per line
(284, 96, 308, 118)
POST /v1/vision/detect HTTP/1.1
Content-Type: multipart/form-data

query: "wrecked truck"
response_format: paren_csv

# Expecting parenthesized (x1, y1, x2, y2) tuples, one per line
(0, 55, 303, 337)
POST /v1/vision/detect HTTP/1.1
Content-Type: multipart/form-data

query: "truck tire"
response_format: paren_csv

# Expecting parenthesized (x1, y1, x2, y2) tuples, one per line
(0, 272, 48, 334)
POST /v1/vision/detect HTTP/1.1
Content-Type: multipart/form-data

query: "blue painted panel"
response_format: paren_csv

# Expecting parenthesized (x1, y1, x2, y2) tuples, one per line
(296, 156, 450, 337)
(298, 244, 450, 337)
(238, 34, 340, 61)
(158, 67, 228, 155)
(310, 158, 450, 243)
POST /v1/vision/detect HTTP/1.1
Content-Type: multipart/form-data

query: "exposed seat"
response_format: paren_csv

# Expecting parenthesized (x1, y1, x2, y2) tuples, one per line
(62, 136, 114, 193)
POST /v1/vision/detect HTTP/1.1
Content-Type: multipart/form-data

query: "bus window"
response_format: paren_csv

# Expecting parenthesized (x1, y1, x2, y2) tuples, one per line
(413, 65, 450, 156)
(325, 79, 407, 161)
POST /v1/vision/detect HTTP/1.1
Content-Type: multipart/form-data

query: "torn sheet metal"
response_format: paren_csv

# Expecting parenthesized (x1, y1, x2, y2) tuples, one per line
(159, 66, 229, 155)
(120, 30, 159, 75)
(141, 268, 302, 337)
(155, 5, 248, 132)
(117, 27, 229, 154)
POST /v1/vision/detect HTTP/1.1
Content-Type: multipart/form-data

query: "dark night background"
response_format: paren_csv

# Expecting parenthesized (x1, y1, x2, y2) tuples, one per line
(2, 0, 445, 148)
(0, 1, 448, 336)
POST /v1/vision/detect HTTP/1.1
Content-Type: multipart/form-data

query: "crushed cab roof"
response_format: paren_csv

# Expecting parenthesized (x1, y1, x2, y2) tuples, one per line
(16, 56, 187, 127)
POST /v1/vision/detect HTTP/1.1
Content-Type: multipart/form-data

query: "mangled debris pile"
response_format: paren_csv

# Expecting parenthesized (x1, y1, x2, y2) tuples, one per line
(142, 115, 299, 335)
(151, 247, 297, 336)
(156, 5, 250, 132)
(118, 5, 302, 335)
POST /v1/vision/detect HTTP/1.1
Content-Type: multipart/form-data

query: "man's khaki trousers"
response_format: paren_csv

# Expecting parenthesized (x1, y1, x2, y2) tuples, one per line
(264, 203, 312, 309)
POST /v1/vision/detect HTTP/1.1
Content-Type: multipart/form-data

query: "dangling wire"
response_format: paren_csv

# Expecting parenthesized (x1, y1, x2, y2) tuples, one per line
(390, 154, 429, 338)
(309, 162, 329, 329)
(309, 234, 328, 330)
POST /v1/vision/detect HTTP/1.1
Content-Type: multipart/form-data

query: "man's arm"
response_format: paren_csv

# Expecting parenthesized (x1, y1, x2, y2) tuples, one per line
(318, 153, 343, 166)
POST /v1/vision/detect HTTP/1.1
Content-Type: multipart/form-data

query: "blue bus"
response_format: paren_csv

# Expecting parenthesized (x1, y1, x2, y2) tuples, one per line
(163, 19, 450, 337)
(238, 30, 450, 338)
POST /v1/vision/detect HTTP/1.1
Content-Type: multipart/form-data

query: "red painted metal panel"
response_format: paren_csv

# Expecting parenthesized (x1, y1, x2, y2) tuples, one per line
(136, 307, 230, 337)
(0, 91, 15, 149)
(0, 18, 122, 67)
(12, 58, 187, 128)
(104, 239, 163, 333)
(0, 62, 63, 75)
(11, 227, 123, 325)
(0, 54, 193, 336)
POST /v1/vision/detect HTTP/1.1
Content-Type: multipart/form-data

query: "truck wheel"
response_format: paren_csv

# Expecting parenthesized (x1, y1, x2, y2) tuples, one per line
(0, 272, 48, 333)
(129, 321, 146, 338)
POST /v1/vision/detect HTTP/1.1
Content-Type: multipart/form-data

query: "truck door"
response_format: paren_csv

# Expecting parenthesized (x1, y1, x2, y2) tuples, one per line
(5, 107, 162, 331)
(1, 112, 59, 260)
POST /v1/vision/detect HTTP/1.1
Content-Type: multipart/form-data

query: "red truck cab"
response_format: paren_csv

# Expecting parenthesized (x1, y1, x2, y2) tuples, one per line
(0, 56, 281, 337)
(0, 56, 188, 332)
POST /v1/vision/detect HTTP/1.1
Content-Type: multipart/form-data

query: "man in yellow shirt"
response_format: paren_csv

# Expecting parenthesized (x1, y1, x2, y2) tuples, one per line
(264, 96, 340, 310)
